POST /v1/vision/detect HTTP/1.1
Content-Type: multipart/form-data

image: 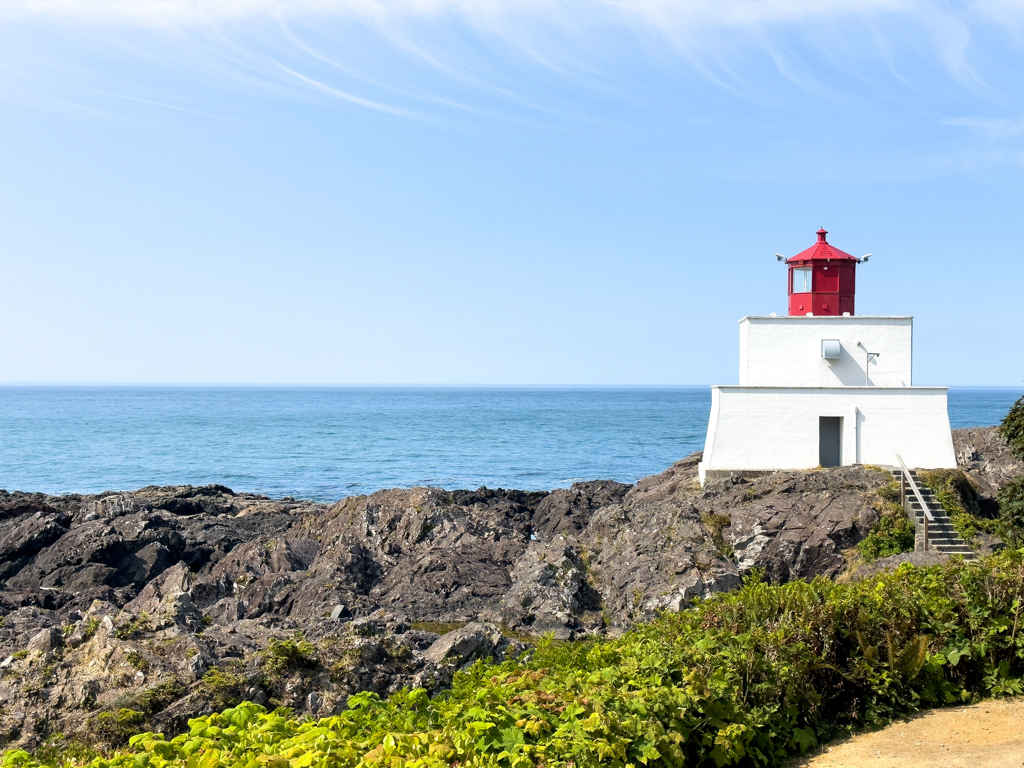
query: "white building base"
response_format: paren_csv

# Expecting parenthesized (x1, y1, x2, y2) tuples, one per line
(698, 385, 956, 485)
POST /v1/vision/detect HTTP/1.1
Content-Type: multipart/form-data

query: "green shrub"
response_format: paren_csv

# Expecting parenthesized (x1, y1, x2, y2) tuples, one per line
(11, 550, 1024, 768)
(115, 613, 153, 640)
(876, 479, 901, 504)
(259, 636, 318, 688)
(998, 477, 1024, 546)
(857, 514, 915, 562)
(199, 669, 248, 711)
(998, 395, 1024, 462)
(90, 709, 145, 746)
(857, 480, 914, 563)
(127, 679, 185, 716)
(81, 618, 100, 642)
(124, 652, 149, 673)
(26, 734, 100, 768)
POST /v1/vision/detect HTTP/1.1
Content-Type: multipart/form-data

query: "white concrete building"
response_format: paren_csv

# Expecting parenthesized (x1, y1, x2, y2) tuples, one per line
(698, 230, 956, 484)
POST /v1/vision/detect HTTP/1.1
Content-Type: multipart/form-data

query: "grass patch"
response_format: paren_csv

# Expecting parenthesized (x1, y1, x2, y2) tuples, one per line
(81, 618, 100, 642)
(701, 512, 734, 559)
(115, 613, 153, 640)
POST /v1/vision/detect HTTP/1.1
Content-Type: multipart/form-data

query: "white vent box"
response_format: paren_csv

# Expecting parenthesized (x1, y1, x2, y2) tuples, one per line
(821, 339, 841, 359)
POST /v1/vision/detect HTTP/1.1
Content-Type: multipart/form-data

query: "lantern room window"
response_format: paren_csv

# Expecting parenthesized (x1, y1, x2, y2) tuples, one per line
(792, 268, 812, 293)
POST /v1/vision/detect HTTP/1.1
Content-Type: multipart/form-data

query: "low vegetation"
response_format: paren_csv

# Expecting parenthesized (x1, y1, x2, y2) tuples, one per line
(994, 395, 1024, 546)
(700, 512, 734, 559)
(6, 550, 1023, 768)
(259, 637, 318, 691)
(998, 395, 1024, 463)
(857, 479, 914, 562)
(917, 468, 1024, 547)
(997, 477, 1024, 547)
(916, 469, 993, 546)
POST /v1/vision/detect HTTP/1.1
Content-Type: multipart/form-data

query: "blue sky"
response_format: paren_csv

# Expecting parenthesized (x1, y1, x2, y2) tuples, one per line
(1, 0, 1022, 386)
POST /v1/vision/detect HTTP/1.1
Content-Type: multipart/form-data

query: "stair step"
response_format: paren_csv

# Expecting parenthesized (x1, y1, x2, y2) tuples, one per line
(916, 539, 973, 550)
(891, 469, 976, 555)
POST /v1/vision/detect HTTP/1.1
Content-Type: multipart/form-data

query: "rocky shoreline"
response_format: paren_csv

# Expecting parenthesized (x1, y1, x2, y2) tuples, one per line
(0, 427, 1019, 750)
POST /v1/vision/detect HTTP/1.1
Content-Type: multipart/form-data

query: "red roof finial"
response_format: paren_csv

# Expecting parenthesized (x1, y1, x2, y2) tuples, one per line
(817, 228, 828, 243)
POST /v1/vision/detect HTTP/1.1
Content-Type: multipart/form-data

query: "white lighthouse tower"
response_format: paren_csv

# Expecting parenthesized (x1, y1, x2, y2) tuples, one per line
(698, 229, 957, 484)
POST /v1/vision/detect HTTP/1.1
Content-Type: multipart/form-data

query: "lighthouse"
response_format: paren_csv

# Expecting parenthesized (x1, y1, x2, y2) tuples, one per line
(698, 229, 956, 484)
(786, 228, 858, 317)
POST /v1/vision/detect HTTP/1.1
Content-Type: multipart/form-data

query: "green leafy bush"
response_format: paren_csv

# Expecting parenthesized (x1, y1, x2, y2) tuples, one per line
(27, 734, 100, 768)
(857, 479, 914, 562)
(89, 709, 145, 745)
(9, 550, 1024, 768)
(998, 477, 1024, 546)
(857, 514, 915, 562)
(998, 395, 1024, 462)
(876, 479, 901, 504)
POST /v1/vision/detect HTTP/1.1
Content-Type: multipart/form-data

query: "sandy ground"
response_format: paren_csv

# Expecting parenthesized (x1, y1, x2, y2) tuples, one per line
(785, 697, 1024, 768)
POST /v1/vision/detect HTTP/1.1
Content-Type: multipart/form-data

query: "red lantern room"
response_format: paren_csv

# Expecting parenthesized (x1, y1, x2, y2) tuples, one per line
(785, 228, 861, 316)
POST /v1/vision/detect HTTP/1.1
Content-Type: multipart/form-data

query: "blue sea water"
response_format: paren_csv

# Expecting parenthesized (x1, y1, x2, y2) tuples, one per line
(0, 386, 1019, 501)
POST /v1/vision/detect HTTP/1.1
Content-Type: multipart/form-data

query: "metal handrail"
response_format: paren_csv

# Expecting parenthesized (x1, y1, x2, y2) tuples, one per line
(896, 454, 932, 552)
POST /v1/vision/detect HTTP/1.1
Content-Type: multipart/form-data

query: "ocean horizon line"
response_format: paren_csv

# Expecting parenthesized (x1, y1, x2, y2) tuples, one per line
(0, 383, 1020, 390)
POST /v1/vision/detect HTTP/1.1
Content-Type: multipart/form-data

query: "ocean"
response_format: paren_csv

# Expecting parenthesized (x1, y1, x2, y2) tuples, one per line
(0, 386, 1019, 501)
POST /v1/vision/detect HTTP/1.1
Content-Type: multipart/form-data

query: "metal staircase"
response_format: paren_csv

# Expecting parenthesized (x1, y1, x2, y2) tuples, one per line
(891, 457, 976, 559)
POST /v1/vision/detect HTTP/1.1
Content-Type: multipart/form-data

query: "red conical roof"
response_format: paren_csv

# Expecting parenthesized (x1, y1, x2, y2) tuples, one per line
(786, 228, 858, 263)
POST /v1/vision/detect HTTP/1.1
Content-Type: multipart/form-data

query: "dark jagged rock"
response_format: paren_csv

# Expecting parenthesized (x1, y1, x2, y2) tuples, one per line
(0, 427, 1015, 749)
(953, 426, 1024, 515)
(704, 466, 884, 583)
(490, 536, 602, 639)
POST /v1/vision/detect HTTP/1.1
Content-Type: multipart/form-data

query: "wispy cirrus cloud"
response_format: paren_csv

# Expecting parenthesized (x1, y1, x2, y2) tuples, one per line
(943, 115, 1024, 138)
(2, 0, 1024, 141)
(0, 0, 913, 27)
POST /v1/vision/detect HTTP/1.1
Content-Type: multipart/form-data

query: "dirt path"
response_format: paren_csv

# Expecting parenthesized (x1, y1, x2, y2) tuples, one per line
(786, 697, 1024, 768)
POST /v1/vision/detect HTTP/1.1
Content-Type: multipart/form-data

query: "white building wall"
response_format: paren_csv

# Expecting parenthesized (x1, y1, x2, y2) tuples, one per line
(699, 386, 956, 483)
(739, 316, 913, 388)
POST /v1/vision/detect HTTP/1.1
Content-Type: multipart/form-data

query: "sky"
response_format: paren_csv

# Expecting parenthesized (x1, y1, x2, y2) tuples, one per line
(1, 0, 1023, 387)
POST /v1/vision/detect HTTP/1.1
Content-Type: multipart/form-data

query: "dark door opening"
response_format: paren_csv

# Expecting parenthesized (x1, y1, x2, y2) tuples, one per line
(819, 417, 842, 467)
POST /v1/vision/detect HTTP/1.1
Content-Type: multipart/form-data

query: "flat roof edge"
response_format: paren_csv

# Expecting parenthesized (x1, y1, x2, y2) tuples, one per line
(709, 385, 948, 392)
(739, 315, 913, 322)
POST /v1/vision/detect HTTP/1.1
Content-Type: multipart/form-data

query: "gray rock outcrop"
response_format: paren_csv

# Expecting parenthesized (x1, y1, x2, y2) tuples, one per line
(0, 426, 1014, 749)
